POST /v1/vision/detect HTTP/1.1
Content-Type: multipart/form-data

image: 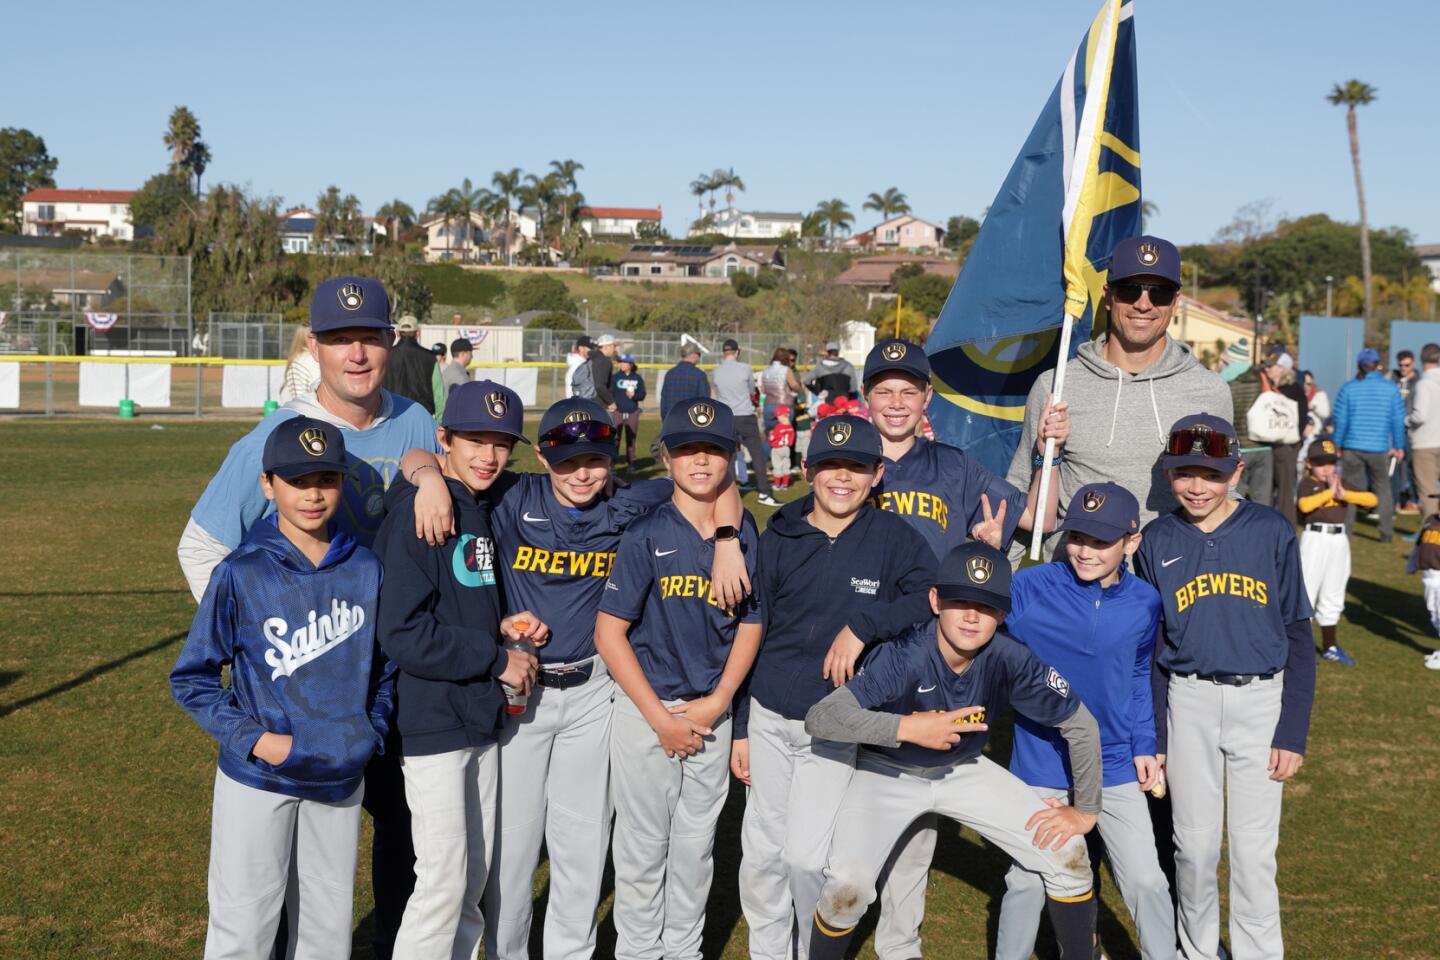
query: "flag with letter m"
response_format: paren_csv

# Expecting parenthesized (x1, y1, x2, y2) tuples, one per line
(925, 0, 1142, 475)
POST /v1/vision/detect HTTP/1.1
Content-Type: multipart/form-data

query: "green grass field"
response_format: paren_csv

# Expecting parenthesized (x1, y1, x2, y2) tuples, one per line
(1, 418, 1436, 959)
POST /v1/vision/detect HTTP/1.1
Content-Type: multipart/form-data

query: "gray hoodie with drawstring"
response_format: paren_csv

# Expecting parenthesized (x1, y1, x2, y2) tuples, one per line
(1006, 334, 1232, 560)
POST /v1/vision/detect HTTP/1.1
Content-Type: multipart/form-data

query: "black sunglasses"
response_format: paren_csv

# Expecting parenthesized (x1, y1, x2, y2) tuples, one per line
(539, 420, 615, 447)
(1166, 427, 1236, 459)
(1111, 281, 1179, 307)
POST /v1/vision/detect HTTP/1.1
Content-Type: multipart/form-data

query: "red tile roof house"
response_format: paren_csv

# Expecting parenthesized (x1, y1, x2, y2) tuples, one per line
(578, 206, 662, 239)
(21, 189, 137, 241)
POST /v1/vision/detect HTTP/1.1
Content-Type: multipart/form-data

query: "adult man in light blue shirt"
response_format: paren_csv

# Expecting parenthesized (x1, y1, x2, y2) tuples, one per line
(1333, 346, 1407, 543)
(711, 337, 778, 505)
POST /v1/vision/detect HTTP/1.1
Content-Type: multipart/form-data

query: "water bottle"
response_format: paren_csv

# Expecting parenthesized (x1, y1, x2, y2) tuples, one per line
(502, 621, 536, 715)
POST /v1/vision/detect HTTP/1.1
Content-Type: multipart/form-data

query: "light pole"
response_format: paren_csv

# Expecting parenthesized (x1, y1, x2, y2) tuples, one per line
(582, 298, 589, 335)
(1326, 275, 1334, 317)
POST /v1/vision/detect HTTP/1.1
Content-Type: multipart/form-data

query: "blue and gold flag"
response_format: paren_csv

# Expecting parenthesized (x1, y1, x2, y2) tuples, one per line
(926, 0, 1141, 475)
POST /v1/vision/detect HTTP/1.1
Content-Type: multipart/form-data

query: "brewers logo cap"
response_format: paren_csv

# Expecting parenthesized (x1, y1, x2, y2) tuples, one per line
(1307, 437, 1339, 465)
(863, 337, 931, 388)
(934, 541, 1012, 614)
(1159, 412, 1240, 473)
(660, 398, 735, 451)
(806, 414, 882, 468)
(1058, 481, 1140, 542)
(441, 379, 530, 443)
(535, 396, 617, 463)
(1108, 235, 1181, 286)
(310, 276, 393, 333)
(262, 415, 349, 480)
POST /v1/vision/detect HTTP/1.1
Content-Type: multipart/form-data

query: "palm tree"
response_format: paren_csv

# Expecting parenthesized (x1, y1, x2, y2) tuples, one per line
(376, 199, 416, 242)
(706, 168, 728, 212)
(549, 159, 584, 233)
(1328, 79, 1378, 324)
(721, 167, 745, 212)
(188, 141, 212, 195)
(815, 198, 854, 247)
(690, 174, 713, 221)
(451, 178, 488, 260)
(517, 173, 561, 262)
(164, 106, 200, 173)
(1139, 199, 1159, 232)
(426, 189, 462, 260)
(314, 186, 343, 253)
(491, 167, 523, 264)
(864, 187, 911, 221)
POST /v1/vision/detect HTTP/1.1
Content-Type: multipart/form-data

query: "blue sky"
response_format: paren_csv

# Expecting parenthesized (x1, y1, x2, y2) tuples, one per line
(13, 1, 1438, 245)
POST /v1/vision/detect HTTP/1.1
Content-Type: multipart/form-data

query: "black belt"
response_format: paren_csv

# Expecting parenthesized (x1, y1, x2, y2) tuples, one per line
(537, 661, 595, 689)
(1176, 671, 1275, 687)
(1305, 522, 1345, 534)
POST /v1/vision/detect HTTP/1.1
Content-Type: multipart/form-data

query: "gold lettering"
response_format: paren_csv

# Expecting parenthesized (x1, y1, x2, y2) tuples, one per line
(548, 551, 567, 574)
(1242, 576, 1256, 600)
(513, 545, 533, 571)
(1256, 580, 1268, 605)
(1176, 586, 1189, 613)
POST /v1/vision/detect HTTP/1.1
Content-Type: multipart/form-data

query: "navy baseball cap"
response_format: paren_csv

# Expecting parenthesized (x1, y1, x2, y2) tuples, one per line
(1059, 482, 1140, 542)
(1357, 347, 1381, 366)
(536, 397, 617, 463)
(1108, 235, 1181, 286)
(262, 415, 349, 479)
(934, 541, 1012, 614)
(661, 398, 734, 451)
(863, 337, 931, 388)
(441, 380, 530, 443)
(1160, 412, 1239, 473)
(807, 414, 882, 467)
(310, 276, 392, 332)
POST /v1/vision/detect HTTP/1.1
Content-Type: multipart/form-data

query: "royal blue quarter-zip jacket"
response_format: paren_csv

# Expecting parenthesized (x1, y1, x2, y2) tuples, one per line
(1006, 559, 1161, 788)
(739, 496, 935, 737)
(170, 515, 394, 802)
(373, 476, 508, 756)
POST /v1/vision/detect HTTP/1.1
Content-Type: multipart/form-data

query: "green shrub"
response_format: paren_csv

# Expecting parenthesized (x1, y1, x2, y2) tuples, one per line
(730, 271, 760, 298)
(529, 311, 583, 331)
(511, 273, 575, 314)
(418, 263, 506, 306)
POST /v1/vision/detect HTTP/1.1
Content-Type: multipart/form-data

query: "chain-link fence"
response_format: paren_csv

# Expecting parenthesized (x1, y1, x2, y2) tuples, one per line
(521, 328, 825, 365)
(207, 313, 295, 359)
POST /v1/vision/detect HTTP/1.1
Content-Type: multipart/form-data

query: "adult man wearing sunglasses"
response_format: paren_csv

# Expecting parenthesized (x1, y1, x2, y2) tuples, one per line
(1007, 235, 1233, 560)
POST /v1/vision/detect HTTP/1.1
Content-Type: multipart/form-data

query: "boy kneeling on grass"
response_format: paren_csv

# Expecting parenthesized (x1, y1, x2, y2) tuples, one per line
(170, 416, 395, 960)
(373, 381, 549, 960)
(595, 399, 764, 960)
(803, 540, 1103, 960)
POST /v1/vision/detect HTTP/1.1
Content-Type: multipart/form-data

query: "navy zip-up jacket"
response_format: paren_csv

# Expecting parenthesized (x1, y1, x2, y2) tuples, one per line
(170, 515, 394, 802)
(612, 371, 647, 413)
(739, 496, 935, 737)
(374, 476, 507, 756)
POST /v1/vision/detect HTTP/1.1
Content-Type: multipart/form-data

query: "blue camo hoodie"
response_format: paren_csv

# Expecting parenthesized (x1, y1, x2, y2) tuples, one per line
(373, 476, 507, 756)
(170, 514, 394, 803)
(1005, 559, 1161, 788)
(739, 496, 936, 737)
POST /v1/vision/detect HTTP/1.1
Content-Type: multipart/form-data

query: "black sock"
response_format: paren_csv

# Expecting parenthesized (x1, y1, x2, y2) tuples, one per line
(1046, 892, 1097, 958)
(1321, 624, 1337, 649)
(807, 911, 856, 960)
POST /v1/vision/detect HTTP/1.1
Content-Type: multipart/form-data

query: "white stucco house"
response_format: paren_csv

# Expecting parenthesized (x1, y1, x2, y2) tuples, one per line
(22, 188, 137, 241)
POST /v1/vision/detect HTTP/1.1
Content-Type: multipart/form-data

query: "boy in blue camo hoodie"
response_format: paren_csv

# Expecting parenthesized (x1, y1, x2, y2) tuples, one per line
(171, 416, 395, 960)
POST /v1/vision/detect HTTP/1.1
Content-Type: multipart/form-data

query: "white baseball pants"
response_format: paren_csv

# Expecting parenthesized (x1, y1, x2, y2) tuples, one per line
(1423, 569, 1440, 636)
(738, 699, 857, 960)
(1168, 673, 1286, 960)
(203, 769, 362, 960)
(609, 690, 732, 960)
(1299, 529, 1350, 627)
(394, 744, 498, 960)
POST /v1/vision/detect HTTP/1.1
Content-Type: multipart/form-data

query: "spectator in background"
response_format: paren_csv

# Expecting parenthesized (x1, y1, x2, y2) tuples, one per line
(805, 340, 857, 402)
(1304, 369, 1332, 426)
(387, 315, 445, 416)
(1406, 343, 1440, 523)
(760, 347, 802, 428)
(1394, 350, 1420, 514)
(1272, 360, 1310, 523)
(590, 333, 620, 413)
(443, 337, 473, 397)
(1227, 357, 1275, 506)
(653, 343, 710, 458)
(431, 342, 447, 364)
(565, 335, 594, 399)
(713, 337, 779, 506)
(278, 323, 320, 402)
(1333, 347, 1407, 543)
(611, 354, 646, 469)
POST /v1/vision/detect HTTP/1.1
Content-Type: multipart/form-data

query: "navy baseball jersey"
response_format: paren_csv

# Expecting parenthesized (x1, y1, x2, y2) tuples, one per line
(871, 437, 1025, 560)
(1135, 500, 1313, 676)
(847, 623, 1078, 770)
(600, 503, 762, 700)
(488, 472, 672, 664)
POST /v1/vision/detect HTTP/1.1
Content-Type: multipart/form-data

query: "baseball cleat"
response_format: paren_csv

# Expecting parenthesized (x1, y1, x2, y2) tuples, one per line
(1424, 650, 1440, 670)
(1322, 644, 1356, 666)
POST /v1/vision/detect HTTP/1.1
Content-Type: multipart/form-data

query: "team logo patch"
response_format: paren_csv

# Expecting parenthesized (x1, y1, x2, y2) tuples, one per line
(452, 534, 497, 588)
(1136, 242, 1160, 267)
(1320, 440, 1336, 456)
(485, 391, 508, 419)
(882, 341, 907, 362)
(1046, 667, 1070, 698)
(1130, 518, 1139, 530)
(827, 420, 853, 446)
(562, 409, 591, 424)
(337, 282, 364, 311)
(298, 427, 328, 457)
(688, 402, 715, 428)
(1081, 490, 1106, 512)
(966, 556, 993, 584)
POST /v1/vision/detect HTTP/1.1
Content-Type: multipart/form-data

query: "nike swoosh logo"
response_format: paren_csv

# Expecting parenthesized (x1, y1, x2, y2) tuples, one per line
(1161, 556, 1183, 567)
(655, 548, 678, 557)
(522, 512, 549, 523)
(917, 684, 936, 693)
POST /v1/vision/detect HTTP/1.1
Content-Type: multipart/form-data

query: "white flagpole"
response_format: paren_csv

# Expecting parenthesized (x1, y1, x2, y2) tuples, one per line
(1029, 315, 1075, 560)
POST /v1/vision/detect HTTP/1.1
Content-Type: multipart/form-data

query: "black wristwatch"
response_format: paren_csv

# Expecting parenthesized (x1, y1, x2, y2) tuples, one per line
(713, 525, 739, 542)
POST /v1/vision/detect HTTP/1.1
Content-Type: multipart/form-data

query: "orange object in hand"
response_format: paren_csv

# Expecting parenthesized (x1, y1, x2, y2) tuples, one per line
(512, 618, 532, 636)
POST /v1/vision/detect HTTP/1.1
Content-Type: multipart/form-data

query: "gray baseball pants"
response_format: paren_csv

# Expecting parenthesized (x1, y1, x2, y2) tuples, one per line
(1168, 673, 1286, 960)
(738, 700, 857, 960)
(1342, 449, 1395, 540)
(203, 769, 363, 960)
(610, 690, 732, 960)
(995, 783, 1176, 960)
(484, 659, 615, 960)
